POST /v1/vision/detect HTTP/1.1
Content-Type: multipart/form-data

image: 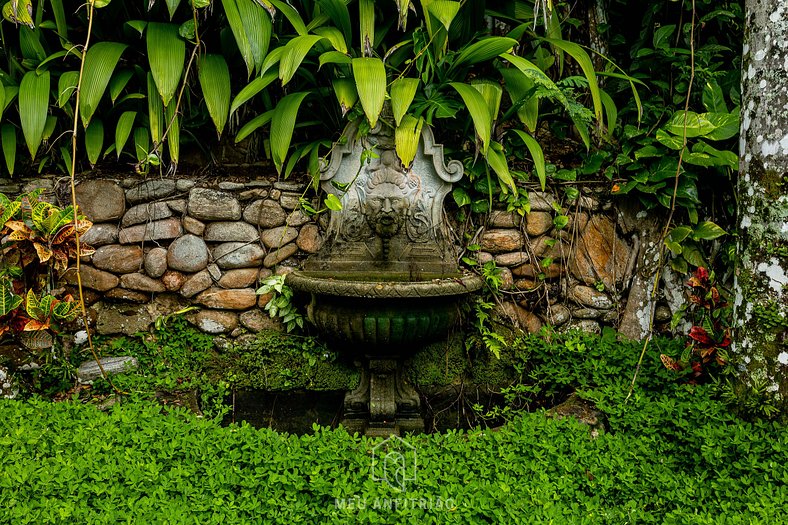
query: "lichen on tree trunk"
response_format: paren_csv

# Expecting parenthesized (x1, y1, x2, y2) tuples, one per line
(735, 0, 788, 409)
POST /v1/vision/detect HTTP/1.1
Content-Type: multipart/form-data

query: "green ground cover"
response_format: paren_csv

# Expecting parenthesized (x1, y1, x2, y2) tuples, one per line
(2, 329, 786, 524)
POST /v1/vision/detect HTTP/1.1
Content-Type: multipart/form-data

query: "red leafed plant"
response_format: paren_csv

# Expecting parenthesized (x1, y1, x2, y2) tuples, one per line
(660, 267, 731, 382)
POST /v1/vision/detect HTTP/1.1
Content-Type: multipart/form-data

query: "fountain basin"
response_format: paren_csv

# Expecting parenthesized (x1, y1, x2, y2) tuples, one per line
(287, 272, 483, 350)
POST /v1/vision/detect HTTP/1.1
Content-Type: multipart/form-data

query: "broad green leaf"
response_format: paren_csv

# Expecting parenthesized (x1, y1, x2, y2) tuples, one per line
(427, 0, 460, 31)
(0, 285, 22, 316)
(50, 0, 68, 43)
(667, 225, 692, 243)
(702, 81, 727, 113)
(1, 124, 15, 175)
(270, 92, 310, 173)
(234, 109, 274, 143)
(2, 0, 32, 27)
(704, 110, 739, 141)
(599, 88, 617, 139)
(692, 221, 726, 241)
(147, 23, 184, 106)
(314, 27, 347, 53)
(237, 0, 272, 74)
(165, 0, 181, 19)
(499, 67, 538, 132)
(543, 38, 602, 127)
(664, 111, 715, 138)
(318, 0, 351, 49)
(165, 102, 179, 166)
(452, 37, 517, 70)
(19, 70, 49, 160)
(452, 187, 470, 207)
(395, 115, 423, 169)
(57, 71, 79, 107)
(125, 20, 147, 35)
(222, 0, 255, 76)
(230, 70, 278, 117)
(269, 0, 307, 35)
(324, 192, 342, 211)
(471, 80, 502, 122)
(681, 241, 706, 267)
(652, 24, 675, 50)
(115, 111, 136, 159)
(449, 82, 491, 153)
(198, 54, 231, 136)
(319, 51, 351, 68)
(691, 141, 738, 169)
(79, 42, 127, 128)
(390, 78, 418, 126)
(656, 129, 683, 150)
(511, 129, 547, 191)
(85, 119, 104, 166)
(0, 85, 4, 123)
(485, 141, 516, 195)
(179, 19, 196, 40)
(332, 79, 357, 117)
(19, 26, 46, 63)
(280, 35, 325, 85)
(147, 73, 164, 148)
(42, 115, 56, 143)
(359, 0, 374, 55)
(109, 69, 133, 103)
(352, 57, 386, 128)
(133, 127, 149, 163)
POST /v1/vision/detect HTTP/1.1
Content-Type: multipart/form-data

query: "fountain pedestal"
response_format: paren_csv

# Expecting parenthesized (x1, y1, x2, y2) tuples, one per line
(286, 117, 482, 436)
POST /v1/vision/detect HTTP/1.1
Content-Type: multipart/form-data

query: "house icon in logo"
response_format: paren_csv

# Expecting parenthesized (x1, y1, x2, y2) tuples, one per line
(371, 435, 417, 491)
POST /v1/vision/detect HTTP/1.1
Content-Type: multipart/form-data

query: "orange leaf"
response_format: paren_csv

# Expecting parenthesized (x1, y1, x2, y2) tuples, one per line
(33, 242, 52, 263)
(23, 319, 51, 331)
(51, 224, 76, 245)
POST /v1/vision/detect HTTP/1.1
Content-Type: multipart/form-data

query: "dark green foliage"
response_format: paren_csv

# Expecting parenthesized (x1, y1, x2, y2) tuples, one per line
(220, 330, 359, 391)
(2, 357, 788, 523)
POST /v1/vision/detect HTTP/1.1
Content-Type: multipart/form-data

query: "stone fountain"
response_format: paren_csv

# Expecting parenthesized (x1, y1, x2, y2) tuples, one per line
(286, 117, 482, 436)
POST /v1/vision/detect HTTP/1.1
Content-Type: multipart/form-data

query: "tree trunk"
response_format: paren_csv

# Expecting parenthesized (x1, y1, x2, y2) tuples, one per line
(735, 0, 788, 408)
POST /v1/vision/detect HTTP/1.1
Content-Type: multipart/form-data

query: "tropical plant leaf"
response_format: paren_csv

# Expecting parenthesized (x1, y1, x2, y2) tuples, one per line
(25, 289, 43, 321)
(222, 0, 255, 76)
(165, 102, 179, 166)
(452, 37, 517, 70)
(426, 0, 460, 32)
(319, 0, 351, 48)
(20, 330, 52, 349)
(165, 0, 181, 19)
(390, 77, 418, 126)
(230, 70, 278, 117)
(332, 78, 357, 117)
(314, 26, 347, 54)
(702, 81, 727, 113)
(147, 23, 185, 106)
(542, 38, 602, 127)
(85, 119, 104, 166)
(109, 69, 133, 103)
(359, 0, 374, 55)
(19, 26, 45, 63)
(319, 51, 351, 68)
(395, 114, 423, 169)
(0, 85, 4, 123)
(280, 35, 325, 85)
(692, 221, 727, 241)
(270, 92, 310, 173)
(79, 42, 127, 128)
(269, 0, 307, 35)
(0, 196, 20, 225)
(472, 80, 503, 122)
(115, 111, 136, 159)
(449, 82, 491, 153)
(147, 73, 164, 149)
(57, 71, 79, 108)
(234, 109, 274, 143)
(237, 0, 272, 73)
(50, 0, 68, 43)
(394, 0, 410, 29)
(133, 127, 149, 163)
(1, 124, 15, 175)
(485, 141, 516, 195)
(499, 67, 538, 132)
(0, 285, 22, 316)
(42, 116, 56, 144)
(198, 54, 231, 136)
(19, 70, 50, 160)
(511, 129, 547, 191)
(599, 88, 617, 139)
(352, 57, 386, 128)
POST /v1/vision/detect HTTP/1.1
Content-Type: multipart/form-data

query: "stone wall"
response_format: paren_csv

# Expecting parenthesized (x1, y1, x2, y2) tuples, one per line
(13, 174, 665, 341)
